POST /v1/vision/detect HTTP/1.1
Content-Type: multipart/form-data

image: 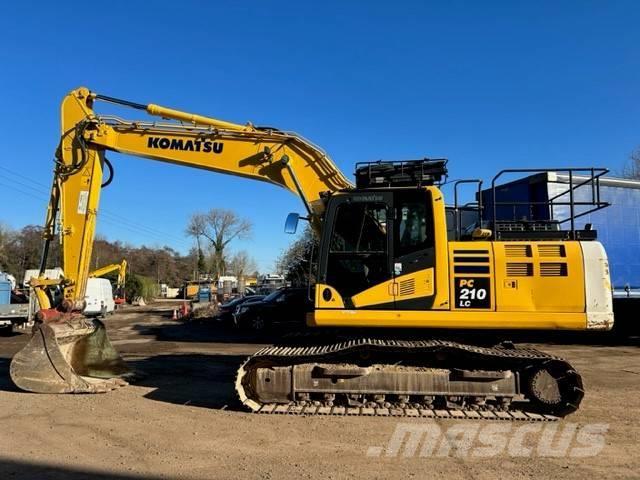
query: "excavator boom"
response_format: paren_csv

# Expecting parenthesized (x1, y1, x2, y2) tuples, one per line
(11, 87, 352, 394)
(89, 260, 127, 285)
(58, 87, 351, 306)
(90, 259, 127, 303)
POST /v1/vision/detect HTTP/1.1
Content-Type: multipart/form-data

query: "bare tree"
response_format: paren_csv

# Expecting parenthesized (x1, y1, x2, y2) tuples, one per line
(276, 227, 318, 287)
(186, 214, 208, 275)
(229, 250, 257, 280)
(622, 146, 640, 179)
(0, 223, 11, 271)
(186, 209, 252, 279)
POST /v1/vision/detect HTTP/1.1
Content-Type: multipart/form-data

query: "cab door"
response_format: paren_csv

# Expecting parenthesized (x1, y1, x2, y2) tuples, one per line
(392, 188, 437, 310)
(320, 192, 395, 309)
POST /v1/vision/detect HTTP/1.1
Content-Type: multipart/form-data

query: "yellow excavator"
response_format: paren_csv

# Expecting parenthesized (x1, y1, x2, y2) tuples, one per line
(89, 259, 127, 304)
(10, 87, 614, 419)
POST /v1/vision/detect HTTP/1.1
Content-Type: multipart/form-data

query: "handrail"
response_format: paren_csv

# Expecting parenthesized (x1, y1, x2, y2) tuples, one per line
(490, 167, 609, 239)
(453, 179, 483, 240)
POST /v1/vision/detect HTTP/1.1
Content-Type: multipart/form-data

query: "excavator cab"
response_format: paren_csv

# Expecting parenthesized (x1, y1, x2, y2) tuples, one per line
(319, 188, 436, 309)
(314, 160, 447, 312)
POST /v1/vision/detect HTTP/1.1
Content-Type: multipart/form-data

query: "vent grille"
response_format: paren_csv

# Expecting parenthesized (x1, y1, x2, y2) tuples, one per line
(540, 263, 568, 277)
(538, 245, 566, 257)
(504, 245, 532, 257)
(399, 279, 416, 296)
(453, 256, 490, 263)
(506, 263, 533, 276)
(453, 250, 491, 275)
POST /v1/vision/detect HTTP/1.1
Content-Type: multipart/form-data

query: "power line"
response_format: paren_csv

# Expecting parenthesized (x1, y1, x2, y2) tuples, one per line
(0, 165, 51, 189)
(98, 216, 192, 250)
(0, 164, 188, 239)
(0, 176, 192, 250)
(0, 167, 191, 244)
(0, 180, 48, 203)
(0, 170, 188, 243)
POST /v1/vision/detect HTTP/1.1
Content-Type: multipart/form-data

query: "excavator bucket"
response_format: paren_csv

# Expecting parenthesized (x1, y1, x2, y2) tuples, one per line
(10, 318, 132, 394)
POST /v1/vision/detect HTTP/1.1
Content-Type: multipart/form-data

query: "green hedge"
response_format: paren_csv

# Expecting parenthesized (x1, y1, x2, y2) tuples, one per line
(125, 274, 159, 302)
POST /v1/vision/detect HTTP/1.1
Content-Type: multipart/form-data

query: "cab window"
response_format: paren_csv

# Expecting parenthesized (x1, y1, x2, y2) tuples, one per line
(330, 203, 387, 253)
(326, 201, 390, 298)
(395, 190, 432, 258)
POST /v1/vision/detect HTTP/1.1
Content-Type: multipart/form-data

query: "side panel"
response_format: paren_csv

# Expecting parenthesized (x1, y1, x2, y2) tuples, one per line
(350, 268, 435, 309)
(315, 284, 345, 309)
(311, 239, 592, 330)
(494, 241, 585, 312)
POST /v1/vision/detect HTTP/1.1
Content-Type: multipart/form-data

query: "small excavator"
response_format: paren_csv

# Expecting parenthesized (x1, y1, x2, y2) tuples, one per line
(89, 259, 127, 304)
(10, 87, 613, 419)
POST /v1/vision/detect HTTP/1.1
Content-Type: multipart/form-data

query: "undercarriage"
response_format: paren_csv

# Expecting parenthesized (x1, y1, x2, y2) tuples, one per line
(236, 336, 584, 421)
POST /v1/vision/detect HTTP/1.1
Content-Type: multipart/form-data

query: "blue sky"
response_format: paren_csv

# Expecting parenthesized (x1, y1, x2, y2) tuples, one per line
(0, 1, 639, 272)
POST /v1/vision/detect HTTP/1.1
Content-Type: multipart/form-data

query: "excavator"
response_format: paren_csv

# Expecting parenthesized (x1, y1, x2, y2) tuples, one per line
(10, 87, 614, 419)
(89, 259, 127, 304)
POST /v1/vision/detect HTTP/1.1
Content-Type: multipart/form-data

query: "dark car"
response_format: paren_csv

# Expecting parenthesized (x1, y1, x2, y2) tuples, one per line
(215, 295, 264, 326)
(233, 287, 313, 331)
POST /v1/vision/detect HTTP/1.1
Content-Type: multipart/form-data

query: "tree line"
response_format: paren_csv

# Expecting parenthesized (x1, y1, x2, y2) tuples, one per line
(0, 223, 198, 288)
(0, 211, 259, 290)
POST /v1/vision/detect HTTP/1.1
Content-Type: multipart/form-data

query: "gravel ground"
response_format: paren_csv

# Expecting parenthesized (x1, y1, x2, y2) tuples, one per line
(0, 302, 638, 479)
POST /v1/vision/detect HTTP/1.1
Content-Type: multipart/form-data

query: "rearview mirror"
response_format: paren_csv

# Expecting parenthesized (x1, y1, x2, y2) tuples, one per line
(284, 212, 300, 234)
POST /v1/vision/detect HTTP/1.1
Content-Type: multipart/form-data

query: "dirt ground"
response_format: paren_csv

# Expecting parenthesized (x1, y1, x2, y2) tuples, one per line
(0, 302, 638, 480)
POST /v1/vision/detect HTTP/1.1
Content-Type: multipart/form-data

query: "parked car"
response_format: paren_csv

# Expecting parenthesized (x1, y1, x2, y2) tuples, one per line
(215, 295, 264, 326)
(233, 287, 313, 331)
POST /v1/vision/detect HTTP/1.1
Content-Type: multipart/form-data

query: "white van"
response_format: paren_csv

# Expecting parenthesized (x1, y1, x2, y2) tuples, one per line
(83, 278, 115, 317)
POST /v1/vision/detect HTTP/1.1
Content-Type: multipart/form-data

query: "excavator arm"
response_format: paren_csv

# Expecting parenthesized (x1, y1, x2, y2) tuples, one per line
(11, 87, 352, 394)
(89, 259, 127, 303)
(52, 87, 352, 308)
(89, 260, 127, 286)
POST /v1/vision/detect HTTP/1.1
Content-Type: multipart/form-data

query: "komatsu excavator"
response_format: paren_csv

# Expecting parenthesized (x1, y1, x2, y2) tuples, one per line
(10, 87, 614, 419)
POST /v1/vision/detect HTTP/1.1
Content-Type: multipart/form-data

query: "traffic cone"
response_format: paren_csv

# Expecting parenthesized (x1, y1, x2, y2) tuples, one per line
(172, 309, 178, 320)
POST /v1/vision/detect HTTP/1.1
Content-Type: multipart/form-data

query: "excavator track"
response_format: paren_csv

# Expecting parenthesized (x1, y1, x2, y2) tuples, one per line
(236, 336, 584, 421)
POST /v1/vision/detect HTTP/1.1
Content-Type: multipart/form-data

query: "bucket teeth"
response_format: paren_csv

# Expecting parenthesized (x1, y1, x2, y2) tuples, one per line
(10, 317, 132, 394)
